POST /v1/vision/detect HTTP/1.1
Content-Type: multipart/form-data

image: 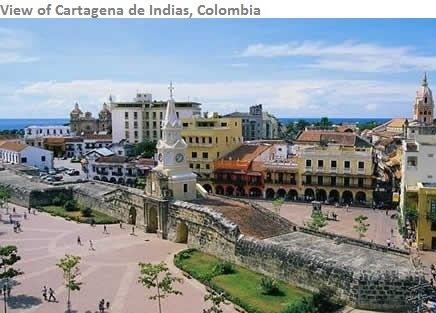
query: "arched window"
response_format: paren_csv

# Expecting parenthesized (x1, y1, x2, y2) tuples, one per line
(425, 97, 428, 104)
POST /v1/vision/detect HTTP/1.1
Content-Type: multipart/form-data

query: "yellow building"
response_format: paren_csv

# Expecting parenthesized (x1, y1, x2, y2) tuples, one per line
(299, 145, 375, 204)
(181, 114, 243, 191)
(405, 182, 436, 250)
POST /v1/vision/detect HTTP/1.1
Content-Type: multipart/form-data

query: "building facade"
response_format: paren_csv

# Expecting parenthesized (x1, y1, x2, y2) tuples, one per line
(111, 93, 201, 144)
(413, 73, 434, 125)
(70, 102, 112, 135)
(181, 113, 243, 181)
(224, 104, 281, 141)
(0, 142, 53, 170)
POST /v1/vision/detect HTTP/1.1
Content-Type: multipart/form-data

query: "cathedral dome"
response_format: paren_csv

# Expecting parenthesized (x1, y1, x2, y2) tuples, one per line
(70, 102, 83, 117)
(416, 73, 433, 100)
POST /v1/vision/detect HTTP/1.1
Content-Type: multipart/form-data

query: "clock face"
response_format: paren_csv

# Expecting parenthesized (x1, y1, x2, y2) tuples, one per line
(175, 153, 184, 163)
(158, 153, 163, 162)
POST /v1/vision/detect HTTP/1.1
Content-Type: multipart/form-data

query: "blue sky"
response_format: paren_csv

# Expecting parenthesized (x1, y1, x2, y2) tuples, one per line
(1, 19, 436, 118)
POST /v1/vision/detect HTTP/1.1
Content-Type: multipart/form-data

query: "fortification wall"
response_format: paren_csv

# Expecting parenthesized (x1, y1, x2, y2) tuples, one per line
(168, 200, 240, 261)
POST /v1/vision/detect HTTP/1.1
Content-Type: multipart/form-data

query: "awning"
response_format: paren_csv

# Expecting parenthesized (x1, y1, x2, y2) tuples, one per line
(247, 172, 262, 176)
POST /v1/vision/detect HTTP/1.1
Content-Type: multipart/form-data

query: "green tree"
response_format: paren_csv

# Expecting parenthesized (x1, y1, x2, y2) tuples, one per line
(296, 119, 310, 131)
(305, 212, 328, 231)
(135, 140, 157, 158)
(316, 117, 332, 128)
(203, 292, 226, 313)
(358, 121, 379, 131)
(353, 215, 370, 239)
(405, 206, 418, 230)
(0, 186, 10, 208)
(282, 295, 317, 313)
(56, 254, 82, 313)
(0, 245, 23, 282)
(138, 262, 183, 313)
(272, 197, 285, 215)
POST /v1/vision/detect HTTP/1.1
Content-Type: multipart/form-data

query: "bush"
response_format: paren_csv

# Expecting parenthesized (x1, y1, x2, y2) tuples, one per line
(213, 261, 235, 275)
(64, 200, 79, 212)
(81, 207, 93, 217)
(282, 295, 316, 313)
(51, 193, 71, 206)
(259, 277, 281, 296)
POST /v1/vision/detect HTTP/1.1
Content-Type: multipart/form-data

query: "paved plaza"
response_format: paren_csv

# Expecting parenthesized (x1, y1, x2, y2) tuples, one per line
(0, 205, 236, 313)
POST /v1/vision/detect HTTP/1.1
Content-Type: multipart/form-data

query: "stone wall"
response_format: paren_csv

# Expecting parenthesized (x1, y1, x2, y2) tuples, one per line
(168, 200, 240, 261)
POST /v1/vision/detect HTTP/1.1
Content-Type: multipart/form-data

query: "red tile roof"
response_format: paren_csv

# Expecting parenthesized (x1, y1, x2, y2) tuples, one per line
(0, 142, 27, 152)
(83, 134, 112, 140)
(295, 131, 358, 146)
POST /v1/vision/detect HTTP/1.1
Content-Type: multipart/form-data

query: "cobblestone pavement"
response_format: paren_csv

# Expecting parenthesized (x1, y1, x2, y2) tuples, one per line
(0, 205, 236, 313)
(254, 200, 405, 248)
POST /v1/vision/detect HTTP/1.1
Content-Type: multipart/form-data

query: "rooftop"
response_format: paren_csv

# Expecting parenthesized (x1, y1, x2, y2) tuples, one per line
(222, 144, 270, 162)
(0, 141, 27, 152)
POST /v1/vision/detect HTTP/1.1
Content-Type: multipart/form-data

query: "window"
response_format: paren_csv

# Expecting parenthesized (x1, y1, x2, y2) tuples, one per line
(133, 121, 138, 128)
(407, 156, 418, 167)
(160, 112, 163, 119)
(134, 112, 138, 119)
(202, 152, 208, 159)
(330, 176, 336, 186)
(21, 157, 27, 163)
(318, 160, 324, 168)
(431, 200, 436, 231)
(306, 175, 312, 185)
(189, 163, 193, 168)
(358, 161, 365, 169)
(153, 130, 157, 138)
(205, 164, 210, 169)
(344, 177, 350, 186)
(125, 121, 129, 129)
(196, 164, 200, 169)
(145, 112, 149, 119)
(209, 137, 212, 144)
(152, 112, 156, 119)
(134, 131, 138, 138)
(41, 156, 46, 161)
(358, 178, 364, 187)
(176, 112, 179, 118)
(344, 161, 350, 169)
(183, 123, 188, 127)
(192, 152, 197, 158)
(306, 159, 312, 167)
(125, 112, 128, 119)
(317, 176, 323, 185)
(331, 160, 337, 168)
(221, 122, 227, 127)
(125, 131, 129, 138)
(153, 121, 157, 128)
(183, 184, 188, 193)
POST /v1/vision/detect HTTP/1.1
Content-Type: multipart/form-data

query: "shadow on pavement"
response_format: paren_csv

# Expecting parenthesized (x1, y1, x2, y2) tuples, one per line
(7, 294, 42, 309)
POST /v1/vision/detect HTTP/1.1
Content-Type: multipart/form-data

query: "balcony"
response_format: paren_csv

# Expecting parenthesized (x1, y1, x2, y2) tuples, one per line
(111, 172, 123, 176)
(330, 167, 337, 173)
(302, 181, 374, 189)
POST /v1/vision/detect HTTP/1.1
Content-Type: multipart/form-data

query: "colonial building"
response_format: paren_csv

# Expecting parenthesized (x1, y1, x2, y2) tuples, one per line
(70, 102, 112, 135)
(299, 145, 375, 204)
(0, 142, 53, 170)
(145, 83, 197, 201)
(413, 73, 434, 125)
(111, 93, 201, 144)
(224, 104, 281, 141)
(181, 113, 243, 182)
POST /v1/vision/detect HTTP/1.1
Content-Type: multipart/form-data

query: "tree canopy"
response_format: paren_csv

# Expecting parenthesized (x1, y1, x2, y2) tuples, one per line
(135, 140, 157, 158)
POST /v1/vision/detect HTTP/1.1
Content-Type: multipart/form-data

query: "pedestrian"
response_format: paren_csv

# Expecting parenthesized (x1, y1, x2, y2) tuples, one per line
(23, 212, 27, 219)
(103, 224, 108, 234)
(386, 209, 389, 215)
(48, 287, 56, 302)
(9, 215, 12, 224)
(390, 228, 394, 236)
(432, 268, 436, 280)
(28, 207, 31, 214)
(42, 285, 47, 300)
(386, 238, 391, 247)
(431, 278, 434, 286)
(106, 300, 110, 310)
(99, 298, 105, 313)
(77, 235, 82, 245)
(6, 285, 11, 297)
(346, 204, 349, 212)
(12, 207, 15, 214)
(89, 240, 94, 251)
(130, 226, 135, 235)
(119, 221, 123, 229)
(431, 264, 435, 271)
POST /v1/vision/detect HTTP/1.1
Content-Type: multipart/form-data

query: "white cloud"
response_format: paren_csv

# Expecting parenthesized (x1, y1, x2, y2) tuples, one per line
(0, 27, 37, 64)
(230, 63, 249, 68)
(5, 78, 418, 118)
(240, 41, 436, 72)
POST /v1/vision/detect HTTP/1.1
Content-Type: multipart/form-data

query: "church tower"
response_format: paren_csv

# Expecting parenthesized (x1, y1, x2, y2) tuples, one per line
(413, 72, 434, 125)
(145, 82, 197, 201)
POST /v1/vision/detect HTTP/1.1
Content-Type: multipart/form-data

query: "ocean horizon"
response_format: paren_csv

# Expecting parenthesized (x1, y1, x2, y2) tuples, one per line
(0, 117, 392, 132)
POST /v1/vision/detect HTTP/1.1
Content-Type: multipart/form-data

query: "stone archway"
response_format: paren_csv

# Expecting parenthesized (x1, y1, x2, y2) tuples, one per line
(329, 190, 340, 202)
(215, 185, 224, 195)
(101, 176, 108, 182)
(109, 177, 116, 184)
(265, 188, 275, 199)
(304, 188, 314, 201)
(236, 186, 245, 197)
(317, 189, 327, 202)
(277, 188, 286, 199)
(118, 178, 124, 185)
(175, 222, 188, 243)
(356, 191, 366, 204)
(249, 187, 262, 198)
(128, 207, 137, 225)
(225, 186, 234, 196)
(203, 184, 213, 194)
(147, 206, 158, 233)
(342, 190, 353, 204)
(288, 189, 298, 201)
(93, 176, 100, 181)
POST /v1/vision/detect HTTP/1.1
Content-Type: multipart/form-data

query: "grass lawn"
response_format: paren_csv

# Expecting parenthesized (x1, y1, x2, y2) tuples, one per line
(42, 205, 119, 224)
(175, 250, 310, 313)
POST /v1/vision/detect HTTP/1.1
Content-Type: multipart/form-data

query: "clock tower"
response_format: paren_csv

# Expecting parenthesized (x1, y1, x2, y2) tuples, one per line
(145, 82, 197, 201)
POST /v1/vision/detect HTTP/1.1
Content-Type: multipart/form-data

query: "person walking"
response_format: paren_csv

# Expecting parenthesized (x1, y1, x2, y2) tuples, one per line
(48, 287, 56, 302)
(42, 285, 47, 300)
(119, 221, 123, 229)
(390, 228, 394, 237)
(77, 235, 82, 245)
(130, 226, 135, 235)
(106, 300, 110, 311)
(89, 240, 95, 251)
(103, 224, 108, 234)
(23, 212, 27, 219)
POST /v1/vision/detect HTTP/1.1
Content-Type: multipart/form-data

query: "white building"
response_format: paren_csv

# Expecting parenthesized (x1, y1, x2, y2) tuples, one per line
(24, 125, 71, 138)
(0, 142, 53, 170)
(111, 93, 201, 144)
(400, 135, 436, 211)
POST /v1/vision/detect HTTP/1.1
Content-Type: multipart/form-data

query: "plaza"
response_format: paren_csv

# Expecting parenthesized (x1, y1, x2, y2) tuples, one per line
(0, 204, 235, 313)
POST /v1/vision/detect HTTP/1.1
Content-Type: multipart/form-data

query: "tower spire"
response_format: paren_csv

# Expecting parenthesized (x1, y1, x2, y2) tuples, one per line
(423, 72, 428, 87)
(162, 81, 180, 129)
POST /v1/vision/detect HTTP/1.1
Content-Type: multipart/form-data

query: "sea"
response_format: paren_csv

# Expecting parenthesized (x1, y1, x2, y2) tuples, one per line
(0, 118, 69, 131)
(0, 117, 392, 132)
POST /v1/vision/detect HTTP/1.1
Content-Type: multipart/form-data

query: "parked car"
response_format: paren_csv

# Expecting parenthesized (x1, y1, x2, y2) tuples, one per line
(48, 170, 56, 175)
(55, 166, 67, 173)
(67, 170, 80, 176)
